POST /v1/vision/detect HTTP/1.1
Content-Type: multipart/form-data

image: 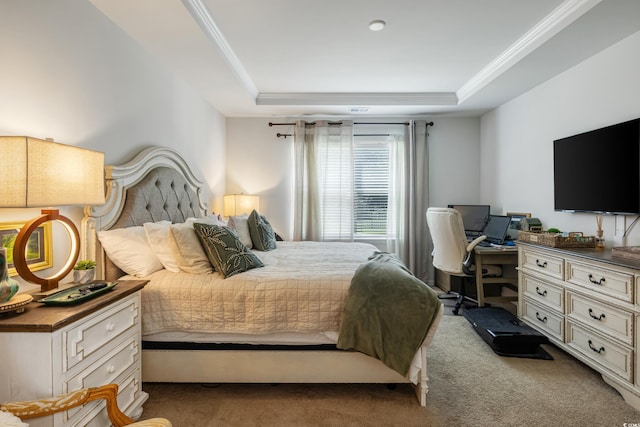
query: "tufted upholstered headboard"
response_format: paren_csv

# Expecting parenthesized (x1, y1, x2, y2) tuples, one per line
(82, 146, 208, 281)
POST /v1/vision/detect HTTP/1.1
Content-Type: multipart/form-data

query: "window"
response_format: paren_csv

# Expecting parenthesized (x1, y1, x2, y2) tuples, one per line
(353, 139, 390, 236)
(319, 136, 392, 239)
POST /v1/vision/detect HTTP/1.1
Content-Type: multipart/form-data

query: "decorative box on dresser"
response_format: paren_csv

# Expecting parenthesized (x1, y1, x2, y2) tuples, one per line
(0, 280, 148, 427)
(518, 243, 640, 410)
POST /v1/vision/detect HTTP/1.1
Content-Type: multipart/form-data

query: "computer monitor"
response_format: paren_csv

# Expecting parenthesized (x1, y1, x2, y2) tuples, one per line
(483, 215, 512, 244)
(448, 204, 490, 236)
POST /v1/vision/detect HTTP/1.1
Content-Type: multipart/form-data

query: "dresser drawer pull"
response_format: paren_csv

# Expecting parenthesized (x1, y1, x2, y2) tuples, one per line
(535, 287, 547, 297)
(107, 365, 116, 374)
(535, 260, 547, 268)
(588, 340, 605, 354)
(588, 308, 606, 321)
(106, 323, 115, 332)
(588, 274, 606, 285)
(535, 312, 547, 323)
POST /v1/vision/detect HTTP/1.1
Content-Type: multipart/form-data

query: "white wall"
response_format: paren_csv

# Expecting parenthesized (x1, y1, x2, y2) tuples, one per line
(225, 117, 482, 240)
(0, 1, 226, 289)
(481, 30, 640, 247)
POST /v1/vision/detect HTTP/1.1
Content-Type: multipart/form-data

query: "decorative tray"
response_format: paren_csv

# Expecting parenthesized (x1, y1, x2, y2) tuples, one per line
(0, 294, 33, 314)
(39, 282, 118, 306)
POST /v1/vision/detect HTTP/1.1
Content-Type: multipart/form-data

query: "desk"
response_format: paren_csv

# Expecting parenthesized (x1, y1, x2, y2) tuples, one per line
(474, 246, 519, 307)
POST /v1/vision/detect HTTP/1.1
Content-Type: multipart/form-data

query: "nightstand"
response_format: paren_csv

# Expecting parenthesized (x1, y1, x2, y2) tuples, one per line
(0, 280, 148, 427)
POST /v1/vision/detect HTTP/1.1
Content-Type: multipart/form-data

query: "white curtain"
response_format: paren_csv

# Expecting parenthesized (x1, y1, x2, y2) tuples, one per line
(292, 120, 354, 241)
(387, 121, 430, 280)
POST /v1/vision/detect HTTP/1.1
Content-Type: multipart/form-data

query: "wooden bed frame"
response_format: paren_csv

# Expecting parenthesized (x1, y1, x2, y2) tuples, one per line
(82, 146, 443, 407)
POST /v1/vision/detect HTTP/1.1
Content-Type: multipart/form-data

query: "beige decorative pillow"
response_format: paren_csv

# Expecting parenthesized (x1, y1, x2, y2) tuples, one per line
(97, 225, 164, 277)
(143, 221, 180, 273)
(227, 214, 253, 248)
(167, 218, 215, 274)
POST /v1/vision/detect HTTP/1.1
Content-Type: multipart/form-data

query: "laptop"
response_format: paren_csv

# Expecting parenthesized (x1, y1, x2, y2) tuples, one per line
(477, 215, 512, 246)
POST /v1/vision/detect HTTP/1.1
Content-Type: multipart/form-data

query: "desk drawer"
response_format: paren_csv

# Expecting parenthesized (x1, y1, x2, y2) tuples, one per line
(566, 261, 633, 303)
(521, 298, 563, 341)
(64, 294, 140, 372)
(521, 249, 564, 281)
(566, 320, 633, 383)
(521, 274, 563, 312)
(566, 292, 633, 346)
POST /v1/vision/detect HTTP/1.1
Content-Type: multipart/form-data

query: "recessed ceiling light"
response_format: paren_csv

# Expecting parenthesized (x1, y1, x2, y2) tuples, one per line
(368, 20, 386, 31)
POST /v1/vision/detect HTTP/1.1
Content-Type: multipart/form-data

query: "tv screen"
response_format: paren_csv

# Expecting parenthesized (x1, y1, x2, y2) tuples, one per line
(447, 204, 490, 234)
(554, 118, 640, 214)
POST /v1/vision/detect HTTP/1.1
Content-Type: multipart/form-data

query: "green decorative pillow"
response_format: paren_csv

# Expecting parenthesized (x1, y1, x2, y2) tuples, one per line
(248, 210, 277, 251)
(193, 223, 264, 278)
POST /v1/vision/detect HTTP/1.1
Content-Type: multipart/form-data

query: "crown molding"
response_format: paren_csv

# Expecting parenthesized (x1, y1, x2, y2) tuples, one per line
(256, 92, 458, 106)
(182, 0, 259, 99)
(457, 0, 602, 104)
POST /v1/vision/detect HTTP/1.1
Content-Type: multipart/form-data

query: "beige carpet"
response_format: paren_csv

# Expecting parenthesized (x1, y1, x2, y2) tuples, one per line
(140, 315, 640, 426)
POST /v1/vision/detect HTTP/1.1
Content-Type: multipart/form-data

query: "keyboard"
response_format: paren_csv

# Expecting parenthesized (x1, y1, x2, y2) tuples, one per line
(477, 241, 492, 247)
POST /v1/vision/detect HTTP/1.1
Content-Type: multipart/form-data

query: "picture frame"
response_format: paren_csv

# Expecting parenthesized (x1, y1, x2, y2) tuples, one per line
(0, 221, 53, 277)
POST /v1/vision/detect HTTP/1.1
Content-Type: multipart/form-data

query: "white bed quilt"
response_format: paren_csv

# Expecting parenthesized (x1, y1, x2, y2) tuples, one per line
(140, 241, 378, 337)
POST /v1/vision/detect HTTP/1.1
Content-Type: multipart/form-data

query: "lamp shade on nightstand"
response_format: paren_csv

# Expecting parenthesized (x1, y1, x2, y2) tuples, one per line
(0, 137, 105, 208)
(224, 194, 259, 216)
(0, 136, 105, 292)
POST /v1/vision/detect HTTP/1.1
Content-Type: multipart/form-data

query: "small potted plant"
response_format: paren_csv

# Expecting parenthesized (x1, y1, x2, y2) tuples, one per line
(73, 259, 96, 285)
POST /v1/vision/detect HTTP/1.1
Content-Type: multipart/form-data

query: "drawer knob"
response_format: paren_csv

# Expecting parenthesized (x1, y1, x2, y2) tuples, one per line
(588, 274, 606, 285)
(106, 323, 115, 332)
(107, 365, 116, 374)
(588, 339, 605, 354)
(536, 260, 548, 268)
(588, 308, 606, 321)
(535, 312, 547, 323)
(535, 287, 547, 297)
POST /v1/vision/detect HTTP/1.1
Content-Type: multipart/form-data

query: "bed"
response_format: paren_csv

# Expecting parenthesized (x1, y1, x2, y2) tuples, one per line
(81, 146, 443, 407)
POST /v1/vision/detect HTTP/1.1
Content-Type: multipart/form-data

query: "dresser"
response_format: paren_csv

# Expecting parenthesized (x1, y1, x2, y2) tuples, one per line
(0, 280, 148, 426)
(518, 243, 640, 410)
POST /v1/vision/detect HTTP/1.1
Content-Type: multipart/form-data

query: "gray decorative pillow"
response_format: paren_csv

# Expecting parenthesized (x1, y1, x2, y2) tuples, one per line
(193, 223, 264, 278)
(248, 210, 277, 251)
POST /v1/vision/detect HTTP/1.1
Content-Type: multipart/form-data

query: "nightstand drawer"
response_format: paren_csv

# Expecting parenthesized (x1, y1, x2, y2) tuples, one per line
(521, 274, 564, 311)
(521, 249, 564, 281)
(65, 333, 139, 391)
(521, 298, 563, 341)
(566, 292, 633, 346)
(566, 261, 633, 303)
(64, 294, 140, 372)
(566, 320, 633, 383)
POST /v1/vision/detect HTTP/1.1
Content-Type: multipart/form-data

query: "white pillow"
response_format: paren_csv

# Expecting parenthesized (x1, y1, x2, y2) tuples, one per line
(0, 411, 28, 427)
(168, 219, 214, 274)
(227, 214, 252, 248)
(143, 221, 180, 273)
(98, 225, 164, 277)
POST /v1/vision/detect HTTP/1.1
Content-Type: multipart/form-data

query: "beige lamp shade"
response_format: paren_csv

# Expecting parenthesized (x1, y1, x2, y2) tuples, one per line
(0, 136, 105, 207)
(224, 194, 259, 216)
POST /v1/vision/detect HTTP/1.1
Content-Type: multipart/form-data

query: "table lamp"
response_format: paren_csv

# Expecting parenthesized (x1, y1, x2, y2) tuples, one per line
(0, 137, 105, 292)
(223, 194, 259, 217)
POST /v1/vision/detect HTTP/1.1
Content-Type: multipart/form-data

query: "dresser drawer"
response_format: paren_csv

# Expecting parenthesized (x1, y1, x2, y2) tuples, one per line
(566, 292, 633, 346)
(64, 294, 140, 372)
(566, 261, 633, 303)
(566, 320, 633, 383)
(521, 249, 564, 281)
(521, 298, 564, 341)
(521, 274, 564, 312)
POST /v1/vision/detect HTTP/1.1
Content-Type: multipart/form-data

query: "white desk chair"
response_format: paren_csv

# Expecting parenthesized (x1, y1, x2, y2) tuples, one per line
(426, 207, 501, 315)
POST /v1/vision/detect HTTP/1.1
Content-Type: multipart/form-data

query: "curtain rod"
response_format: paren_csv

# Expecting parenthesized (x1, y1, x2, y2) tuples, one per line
(269, 121, 434, 126)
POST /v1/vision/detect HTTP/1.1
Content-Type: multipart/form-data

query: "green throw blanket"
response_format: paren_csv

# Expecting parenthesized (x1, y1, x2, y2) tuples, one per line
(336, 252, 440, 376)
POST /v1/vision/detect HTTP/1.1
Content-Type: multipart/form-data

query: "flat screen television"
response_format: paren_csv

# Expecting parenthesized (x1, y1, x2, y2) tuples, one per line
(447, 204, 490, 236)
(554, 118, 640, 214)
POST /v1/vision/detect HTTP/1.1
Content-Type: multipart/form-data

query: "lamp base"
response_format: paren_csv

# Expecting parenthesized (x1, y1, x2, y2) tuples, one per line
(13, 209, 80, 292)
